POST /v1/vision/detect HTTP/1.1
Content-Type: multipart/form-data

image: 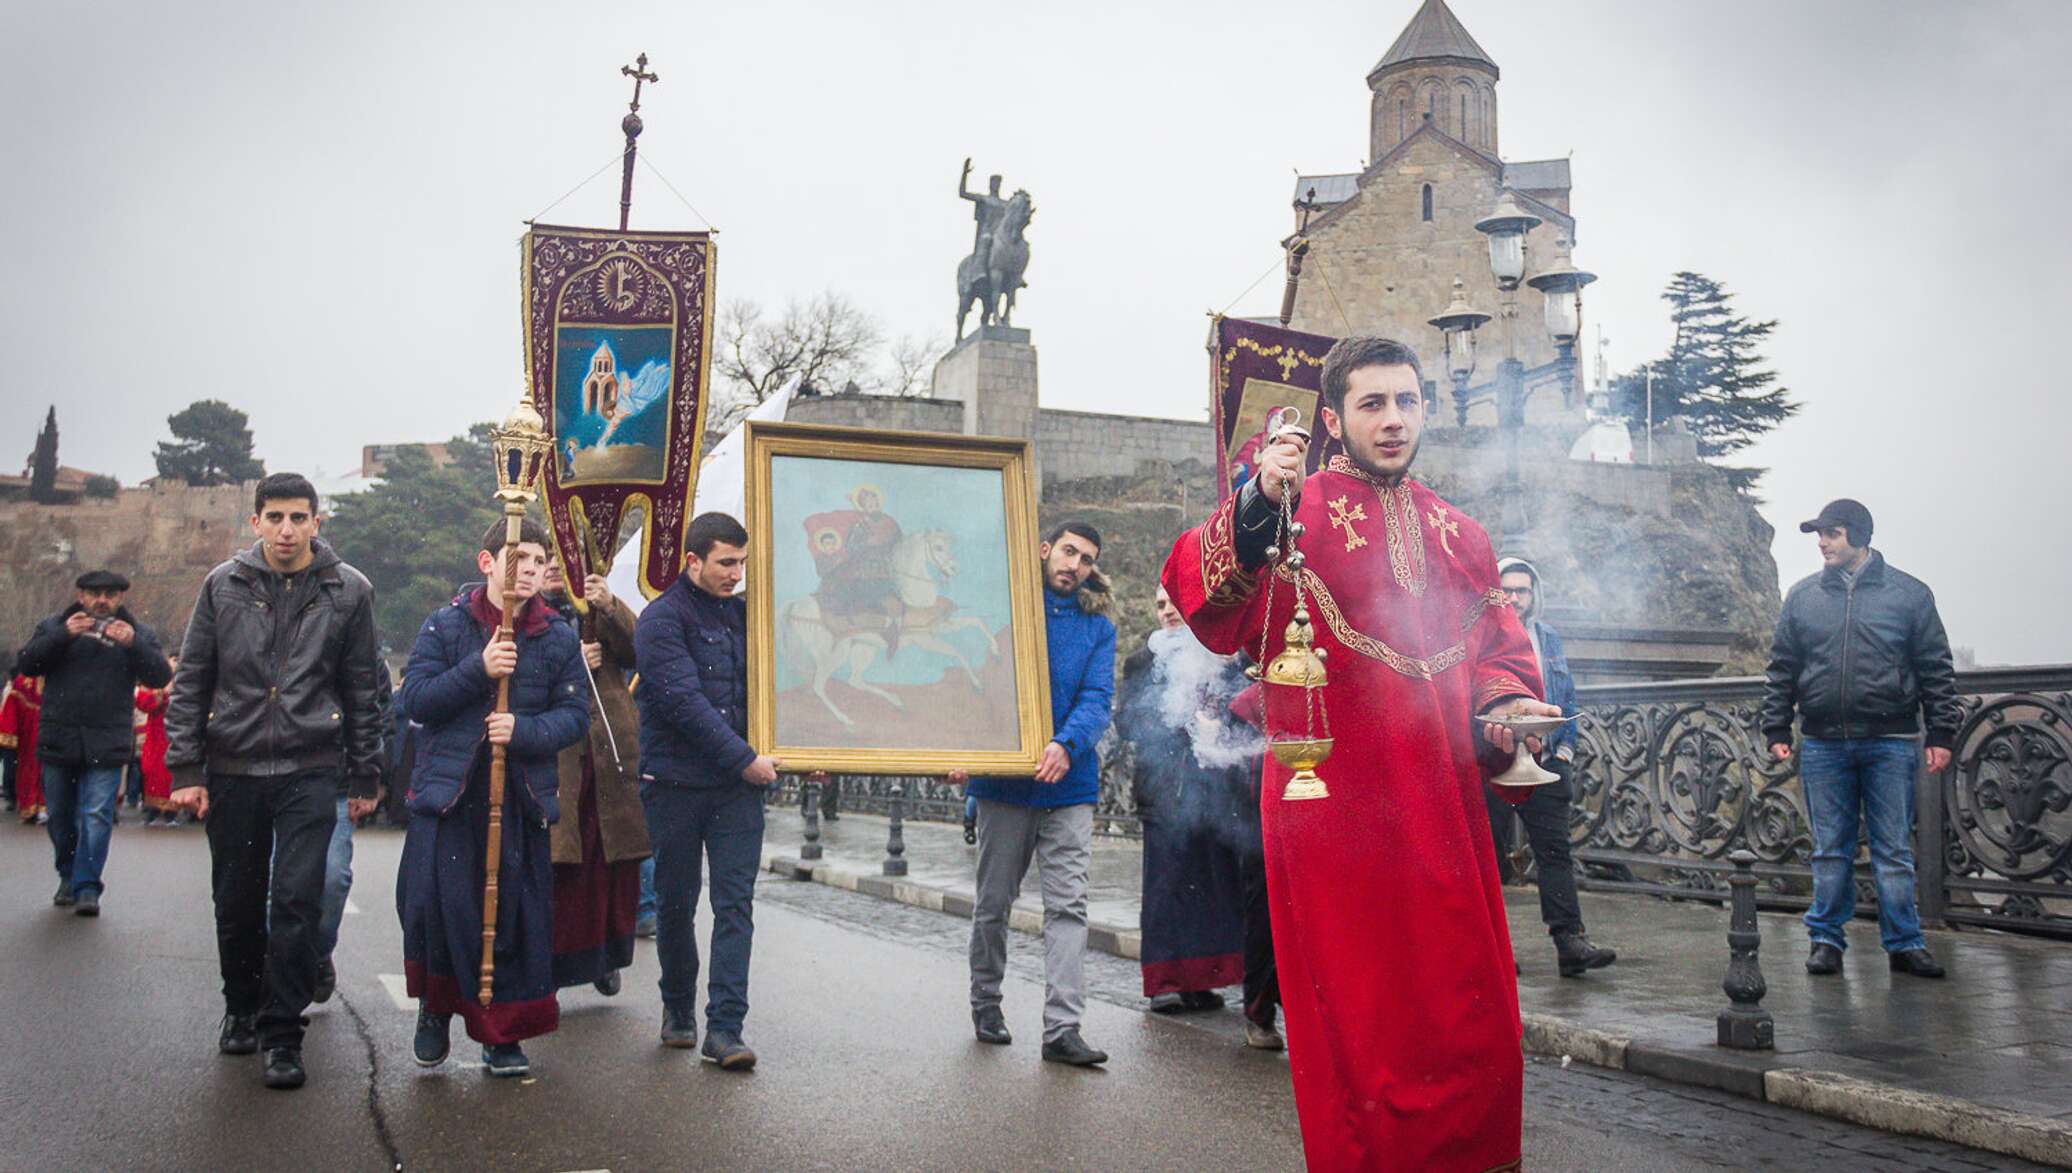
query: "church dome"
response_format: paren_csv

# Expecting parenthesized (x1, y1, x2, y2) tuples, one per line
(1368, 0, 1500, 160)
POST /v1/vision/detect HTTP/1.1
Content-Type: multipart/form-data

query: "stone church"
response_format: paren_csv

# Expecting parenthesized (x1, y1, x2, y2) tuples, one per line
(1288, 0, 1579, 427)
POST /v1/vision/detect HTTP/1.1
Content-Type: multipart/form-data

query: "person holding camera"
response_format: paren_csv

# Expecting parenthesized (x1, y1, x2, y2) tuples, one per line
(16, 569, 172, 915)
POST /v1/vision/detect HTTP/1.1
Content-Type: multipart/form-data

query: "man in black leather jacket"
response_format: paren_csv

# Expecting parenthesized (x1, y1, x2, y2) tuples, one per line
(1760, 498, 1959, 981)
(167, 473, 385, 1090)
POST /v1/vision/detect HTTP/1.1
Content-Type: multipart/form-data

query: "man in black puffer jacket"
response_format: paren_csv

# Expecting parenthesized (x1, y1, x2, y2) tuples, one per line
(166, 473, 385, 1090)
(16, 569, 172, 914)
(1761, 498, 1960, 982)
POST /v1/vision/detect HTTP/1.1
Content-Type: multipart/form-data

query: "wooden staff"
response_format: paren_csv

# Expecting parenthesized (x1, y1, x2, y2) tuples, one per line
(480, 398, 548, 1007)
(480, 500, 524, 1006)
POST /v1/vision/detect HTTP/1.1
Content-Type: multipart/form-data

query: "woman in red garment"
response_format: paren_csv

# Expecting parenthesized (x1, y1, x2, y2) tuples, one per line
(0, 675, 45, 823)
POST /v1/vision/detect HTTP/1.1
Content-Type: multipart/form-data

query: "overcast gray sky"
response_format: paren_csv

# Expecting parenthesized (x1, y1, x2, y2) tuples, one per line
(3, 0, 2067, 664)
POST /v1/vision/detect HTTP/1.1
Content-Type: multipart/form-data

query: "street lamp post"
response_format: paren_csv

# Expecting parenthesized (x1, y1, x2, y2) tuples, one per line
(1427, 277, 1492, 428)
(1473, 192, 1543, 550)
(1527, 265, 1597, 410)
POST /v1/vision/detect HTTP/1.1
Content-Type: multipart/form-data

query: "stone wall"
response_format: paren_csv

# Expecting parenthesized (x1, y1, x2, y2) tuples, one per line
(785, 395, 963, 437)
(0, 481, 255, 659)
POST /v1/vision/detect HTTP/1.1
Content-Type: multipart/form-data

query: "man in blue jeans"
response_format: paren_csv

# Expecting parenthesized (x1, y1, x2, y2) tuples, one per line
(635, 512, 778, 1071)
(1761, 498, 1960, 980)
(15, 569, 172, 915)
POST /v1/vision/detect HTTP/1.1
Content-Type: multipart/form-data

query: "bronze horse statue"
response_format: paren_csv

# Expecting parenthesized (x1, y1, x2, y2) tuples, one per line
(956, 190, 1034, 339)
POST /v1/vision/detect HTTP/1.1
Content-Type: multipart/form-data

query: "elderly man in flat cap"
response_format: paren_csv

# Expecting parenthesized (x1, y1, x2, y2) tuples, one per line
(15, 569, 171, 915)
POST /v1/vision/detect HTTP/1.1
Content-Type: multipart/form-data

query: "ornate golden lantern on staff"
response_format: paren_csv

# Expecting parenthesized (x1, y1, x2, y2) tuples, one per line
(478, 397, 552, 1005)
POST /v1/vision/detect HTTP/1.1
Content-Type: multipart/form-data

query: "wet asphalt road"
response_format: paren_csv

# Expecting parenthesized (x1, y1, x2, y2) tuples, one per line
(0, 820, 2040, 1172)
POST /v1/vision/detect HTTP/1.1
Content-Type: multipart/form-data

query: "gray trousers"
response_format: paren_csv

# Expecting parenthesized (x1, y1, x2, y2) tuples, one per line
(968, 799, 1092, 1042)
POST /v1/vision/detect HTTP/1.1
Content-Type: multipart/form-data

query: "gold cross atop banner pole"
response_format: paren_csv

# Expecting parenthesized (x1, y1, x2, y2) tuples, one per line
(617, 53, 659, 232)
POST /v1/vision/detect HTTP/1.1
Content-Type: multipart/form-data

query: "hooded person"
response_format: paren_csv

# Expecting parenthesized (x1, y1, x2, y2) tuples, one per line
(1119, 587, 1255, 1016)
(1488, 557, 1616, 977)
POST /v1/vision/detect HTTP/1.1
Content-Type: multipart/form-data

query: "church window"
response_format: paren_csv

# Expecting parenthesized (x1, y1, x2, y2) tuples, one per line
(1398, 99, 1406, 140)
(1421, 184, 1433, 221)
(1459, 94, 1468, 137)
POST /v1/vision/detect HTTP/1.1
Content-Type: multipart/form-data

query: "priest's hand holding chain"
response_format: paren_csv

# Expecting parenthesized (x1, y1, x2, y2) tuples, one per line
(1258, 430, 1309, 507)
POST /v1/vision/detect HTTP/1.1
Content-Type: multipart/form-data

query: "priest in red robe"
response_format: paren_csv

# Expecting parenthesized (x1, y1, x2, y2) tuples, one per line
(1163, 336, 1557, 1172)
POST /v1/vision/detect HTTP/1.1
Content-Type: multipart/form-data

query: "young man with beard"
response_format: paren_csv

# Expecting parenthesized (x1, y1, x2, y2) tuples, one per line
(1761, 498, 1959, 980)
(19, 569, 173, 913)
(951, 522, 1117, 1067)
(398, 519, 589, 1078)
(1488, 558, 1616, 977)
(540, 553, 649, 999)
(1162, 337, 1558, 1170)
(635, 512, 778, 1071)
(166, 474, 383, 1089)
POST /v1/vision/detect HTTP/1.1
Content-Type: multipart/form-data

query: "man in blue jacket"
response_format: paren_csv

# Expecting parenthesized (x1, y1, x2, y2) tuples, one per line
(952, 521, 1116, 1067)
(1488, 558, 1615, 977)
(635, 512, 780, 1072)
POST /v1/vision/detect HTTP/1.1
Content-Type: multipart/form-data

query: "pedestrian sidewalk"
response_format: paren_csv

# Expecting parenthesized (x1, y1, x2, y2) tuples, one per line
(762, 806, 2072, 1169)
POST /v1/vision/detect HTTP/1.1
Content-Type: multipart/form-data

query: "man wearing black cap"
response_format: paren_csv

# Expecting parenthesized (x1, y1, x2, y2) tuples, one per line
(1760, 498, 1960, 980)
(15, 569, 172, 915)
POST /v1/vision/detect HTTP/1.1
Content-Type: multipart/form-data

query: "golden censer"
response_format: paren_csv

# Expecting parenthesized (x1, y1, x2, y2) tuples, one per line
(1249, 415, 1333, 801)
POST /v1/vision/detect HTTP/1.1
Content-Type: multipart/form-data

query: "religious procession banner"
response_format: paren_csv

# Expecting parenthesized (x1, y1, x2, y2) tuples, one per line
(1208, 316, 1341, 498)
(522, 224, 717, 598)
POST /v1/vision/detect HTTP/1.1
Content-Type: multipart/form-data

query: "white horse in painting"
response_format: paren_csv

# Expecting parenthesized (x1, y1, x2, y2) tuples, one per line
(781, 528, 1001, 728)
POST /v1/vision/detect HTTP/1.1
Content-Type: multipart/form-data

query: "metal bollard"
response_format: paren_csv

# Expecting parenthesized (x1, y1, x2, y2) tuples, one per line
(883, 784, 908, 876)
(800, 776, 824, 861)
(1717, 849, 1774, 1050)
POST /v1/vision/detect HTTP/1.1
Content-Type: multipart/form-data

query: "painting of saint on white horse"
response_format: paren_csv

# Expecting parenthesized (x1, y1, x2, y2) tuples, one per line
(769, 455, 1022, 751)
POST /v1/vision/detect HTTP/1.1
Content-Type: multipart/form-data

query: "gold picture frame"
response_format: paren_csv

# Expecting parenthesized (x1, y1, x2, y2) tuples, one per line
(745, 421, 1053, 775)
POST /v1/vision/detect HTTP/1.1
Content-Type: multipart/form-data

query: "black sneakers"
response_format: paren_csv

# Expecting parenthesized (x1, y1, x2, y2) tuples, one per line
(701, 1030, 757, 1071)
(659, 1006, 698, 1050)
(413, 1009, 451, 1067)
(262, 1048, 306, 1090)
(73, 888, 100, 917)
(482, 1043, 529, 1078)
(1040, 1029, 1108, 1067)
(312, 958, 337, 1004)
(973, 1005, 1011, 1045)
(594, 969, 622, 997)
(1889, 948, 1946, 979)
(219, 1013, 260, 1056)
(52, 881, 74, 907)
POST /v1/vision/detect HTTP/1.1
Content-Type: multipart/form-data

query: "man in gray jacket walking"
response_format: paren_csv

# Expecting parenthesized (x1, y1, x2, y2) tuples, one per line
(1760, 498, 1960, 980)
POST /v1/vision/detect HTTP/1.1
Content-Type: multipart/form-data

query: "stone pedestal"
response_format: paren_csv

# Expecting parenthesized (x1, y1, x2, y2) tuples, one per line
(930, 324, 1041, 488)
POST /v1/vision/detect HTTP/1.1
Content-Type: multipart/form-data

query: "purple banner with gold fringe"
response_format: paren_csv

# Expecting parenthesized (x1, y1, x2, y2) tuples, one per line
(1209, 316, 1340, 499)
(523, 224, 717, 598)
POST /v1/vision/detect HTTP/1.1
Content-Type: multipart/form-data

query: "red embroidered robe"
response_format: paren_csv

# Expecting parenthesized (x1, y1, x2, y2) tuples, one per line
(1, 676, 45, 820)
(133, 687, 173, 809)
(1162, 457, 1541, 1173)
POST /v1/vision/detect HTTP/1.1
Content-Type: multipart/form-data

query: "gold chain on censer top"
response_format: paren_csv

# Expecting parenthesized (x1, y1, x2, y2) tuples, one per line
(1248, 416, 1334, 801)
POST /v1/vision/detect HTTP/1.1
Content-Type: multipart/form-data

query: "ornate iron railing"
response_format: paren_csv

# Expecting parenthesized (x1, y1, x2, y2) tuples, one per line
(1568, 666, 2072, 940)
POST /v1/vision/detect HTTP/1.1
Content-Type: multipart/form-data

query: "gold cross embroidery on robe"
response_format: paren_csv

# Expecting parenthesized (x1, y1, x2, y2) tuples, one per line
(1427, 505, 1460, 557)
(1327, 495, 1369, 552)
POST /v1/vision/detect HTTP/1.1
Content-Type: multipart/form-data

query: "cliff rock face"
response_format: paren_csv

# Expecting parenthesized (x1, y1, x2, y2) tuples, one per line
(1039, 436, 1781, 677)
(0, 483, 253, 660)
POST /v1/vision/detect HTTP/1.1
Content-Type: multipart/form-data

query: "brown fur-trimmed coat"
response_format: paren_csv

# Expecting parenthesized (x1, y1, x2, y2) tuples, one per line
(550, 595, 651, 866)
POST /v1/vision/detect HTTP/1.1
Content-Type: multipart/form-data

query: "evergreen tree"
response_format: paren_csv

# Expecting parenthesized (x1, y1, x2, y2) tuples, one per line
(28, 406, 59, 503)
(154, 399, 266, 485)
(322, 425, 500, 651)
(1611, 272, 1798, 466)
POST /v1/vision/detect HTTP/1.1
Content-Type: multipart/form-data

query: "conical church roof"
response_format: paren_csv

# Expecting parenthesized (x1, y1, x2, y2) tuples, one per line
(1370, 0, 1498, 79)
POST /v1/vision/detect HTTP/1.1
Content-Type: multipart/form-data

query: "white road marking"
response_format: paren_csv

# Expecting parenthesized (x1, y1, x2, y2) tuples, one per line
(344, 898, 363, 916)
(377, 972, 414, 1012)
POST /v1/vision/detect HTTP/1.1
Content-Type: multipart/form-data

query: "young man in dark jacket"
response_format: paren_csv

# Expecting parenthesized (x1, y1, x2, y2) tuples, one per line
(166, 474, 383, 1089)
(1761, 498, 1960, 980)
(1487, 558, 1615, 977)
(18, 569, 172, 914)
(953, 521, 1117, 1067)
(398, 518, 589, 1078)
(635, 512, 779, 1071)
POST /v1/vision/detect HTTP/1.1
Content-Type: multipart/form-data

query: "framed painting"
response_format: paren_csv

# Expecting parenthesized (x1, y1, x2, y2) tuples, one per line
(744, 421, 1053, 775)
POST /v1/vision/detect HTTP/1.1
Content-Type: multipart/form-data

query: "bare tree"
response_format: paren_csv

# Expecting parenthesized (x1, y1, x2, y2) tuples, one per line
(715, 293, 883, 402)
(882, 333, 950, 397)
